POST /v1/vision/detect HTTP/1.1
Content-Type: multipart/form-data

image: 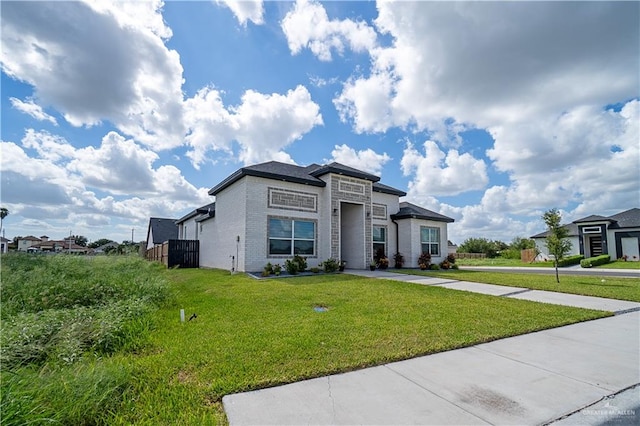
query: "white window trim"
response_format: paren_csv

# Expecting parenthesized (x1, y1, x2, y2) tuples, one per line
(268, 217, 317, 257)
(420, 226, 440, 256)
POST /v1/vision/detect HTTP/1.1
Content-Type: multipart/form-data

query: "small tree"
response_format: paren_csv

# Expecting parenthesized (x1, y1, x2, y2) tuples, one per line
(542, 208, 572, 283)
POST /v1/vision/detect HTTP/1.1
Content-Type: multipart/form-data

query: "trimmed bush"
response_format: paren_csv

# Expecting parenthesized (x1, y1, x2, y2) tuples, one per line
(557, 255, 584, 267)
(322, 258, 339, 273)
(580, 254, 611, 268)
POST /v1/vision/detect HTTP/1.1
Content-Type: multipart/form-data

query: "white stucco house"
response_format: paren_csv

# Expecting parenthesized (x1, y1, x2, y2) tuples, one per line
(531, 208, 640, 261)
(176, 161, 454, 272)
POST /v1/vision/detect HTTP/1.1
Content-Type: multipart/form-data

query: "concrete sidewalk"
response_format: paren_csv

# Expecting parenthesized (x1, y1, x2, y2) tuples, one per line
(223, 271, 639, 425)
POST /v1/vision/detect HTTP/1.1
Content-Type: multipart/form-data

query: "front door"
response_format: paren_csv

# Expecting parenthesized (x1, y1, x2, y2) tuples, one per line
(589, 236, 602, 257)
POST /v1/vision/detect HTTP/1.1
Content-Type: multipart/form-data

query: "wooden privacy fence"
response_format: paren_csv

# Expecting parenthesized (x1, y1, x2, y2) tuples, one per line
(145, 239, 199, 268)
(520, 248, 537, 263)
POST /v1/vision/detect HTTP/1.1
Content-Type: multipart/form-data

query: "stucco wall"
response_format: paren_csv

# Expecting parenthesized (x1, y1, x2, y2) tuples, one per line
(398, 218, 450, 268)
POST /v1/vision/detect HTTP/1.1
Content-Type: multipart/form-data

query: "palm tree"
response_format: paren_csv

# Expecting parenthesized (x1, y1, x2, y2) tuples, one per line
(0, 207, 8, 234)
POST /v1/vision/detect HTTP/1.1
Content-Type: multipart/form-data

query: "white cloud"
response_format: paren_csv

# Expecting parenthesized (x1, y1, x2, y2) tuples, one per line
(10, 98, 57, 125)
(330, 144, 391, 176)
(401, 141, 488, 197)
(281, 0, 377, 61)
(215, 0, 264, 26)
(1, 1, 185, 149)
(185, 85, 323, 167)
(1, 130, 211, 241)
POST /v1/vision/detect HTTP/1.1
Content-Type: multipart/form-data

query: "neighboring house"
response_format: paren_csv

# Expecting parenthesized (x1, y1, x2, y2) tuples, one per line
(177, 161, 454, 272)
(27, 238, 89, 254)
(0, 237, 9, 253)
(531, 208, 640, 261)
(146, 217, 179, 250)
(176, 202, 216, 240)
(531, 223, 580, 260)
(448, 240, 458, 254)
(18, 235, 42, 251)
(94, 241, 119, 254)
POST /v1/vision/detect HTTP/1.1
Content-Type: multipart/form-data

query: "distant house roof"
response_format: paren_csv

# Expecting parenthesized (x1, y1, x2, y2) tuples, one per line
(391, 202, 455, 223)
(176, 202, 216, 224)
(147, 217, 178, 245)
(208, 161, 405, 196)
(0, 237, 10, 243)
(572, 208, 640, 229)
(531, 223, 579, 239)
(602, 208, 640, 229)
(95, 241, 119, 251)
(20, 236, 41, 241)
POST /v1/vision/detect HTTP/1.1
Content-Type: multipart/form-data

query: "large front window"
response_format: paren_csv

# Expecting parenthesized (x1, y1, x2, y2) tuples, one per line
(373, 225, 387, 258)
(269, 218, 315, 256)
(420, 226, 440, 256)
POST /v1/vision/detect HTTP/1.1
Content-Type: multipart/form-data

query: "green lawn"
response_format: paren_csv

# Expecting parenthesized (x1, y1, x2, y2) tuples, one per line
(454, 257, 554, 267)
(596, 260, 640, 269)
(400, 269, 640, 302)
(109, 269, 607, 424)
(2, 259, 613, 425)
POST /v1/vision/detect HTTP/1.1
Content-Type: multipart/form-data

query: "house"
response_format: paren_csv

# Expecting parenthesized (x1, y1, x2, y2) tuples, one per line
(177, 161, 454, 272)
(94, 241, 119, 254)
(17, 235, 42, 251)
(531, 208, 640, 261)
(145, 217, 179, 250)
(0, 237, 9, 253)
(176, 202, 216, 240)
(531, 223, 580, 260)
(26, 236, 89, 254)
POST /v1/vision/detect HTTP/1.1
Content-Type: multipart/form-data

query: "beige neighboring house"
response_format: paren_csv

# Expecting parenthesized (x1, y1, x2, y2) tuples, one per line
(18, 235, 42, 251)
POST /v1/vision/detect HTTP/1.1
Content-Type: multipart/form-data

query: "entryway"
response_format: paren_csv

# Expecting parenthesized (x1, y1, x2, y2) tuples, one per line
(340, 202, 365, 269)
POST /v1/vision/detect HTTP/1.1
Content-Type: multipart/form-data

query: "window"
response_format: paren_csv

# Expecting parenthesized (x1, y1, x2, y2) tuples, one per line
(373, 225, 387, 257)
(268, 218, 315, 256)
(420, 226, 440, 256)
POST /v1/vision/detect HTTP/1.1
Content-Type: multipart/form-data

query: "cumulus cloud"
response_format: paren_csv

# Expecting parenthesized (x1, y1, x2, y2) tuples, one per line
(10, 98, 57, 125)
(1, 1, 185, 149)
(215, 0, 264, 25)
(401, 141, 488, 196)
(330, 144, 391, 176)
(282, 0, 377, 61)
(1, 130, 211, 240)
(184, 85, 323, 167)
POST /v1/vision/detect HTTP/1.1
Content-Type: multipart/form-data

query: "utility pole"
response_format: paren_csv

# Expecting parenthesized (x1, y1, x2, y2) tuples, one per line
(132, 228, 134, 244)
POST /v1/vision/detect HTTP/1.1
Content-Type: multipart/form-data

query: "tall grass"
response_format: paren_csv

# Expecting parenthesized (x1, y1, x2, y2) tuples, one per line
(0, 253, 172, 425)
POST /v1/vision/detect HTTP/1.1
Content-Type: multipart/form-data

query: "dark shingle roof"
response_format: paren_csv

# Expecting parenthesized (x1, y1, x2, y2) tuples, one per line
(308, 162, 381, 182)
(373, 182, 407, 196)
(572, 208, 640, 229)
(176, 202, 216, 223)
(147, 217, 178, 245)
(209, 161, 404, 196)
(530, 223, 579, 239)
(391, 202, 454, 223)
(608, 208, 640, 229)
(573, 214, 613, 223)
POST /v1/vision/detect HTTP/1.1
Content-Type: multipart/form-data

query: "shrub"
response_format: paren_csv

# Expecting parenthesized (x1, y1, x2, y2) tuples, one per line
(309, 267, 320, 273)
(322, 258, 339, 273)
(557, 254, 584, 267)
(446, 253, 456, 264)
(273, 264, 282, 275)
(500, 248, 521, 259)
(429, 263, 440, 270)
(418, 252, 431, 269)
(439, 260, 451, 270)
(580, 254, 611, 268)
(393, 252, 404, 269)
(284, 259, 299, 275)
(292, 255, 307, 272)
(451, 264, 459, 270)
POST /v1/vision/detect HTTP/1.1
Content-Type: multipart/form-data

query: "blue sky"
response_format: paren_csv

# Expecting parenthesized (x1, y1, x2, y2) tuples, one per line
(1, 0, 638, 245)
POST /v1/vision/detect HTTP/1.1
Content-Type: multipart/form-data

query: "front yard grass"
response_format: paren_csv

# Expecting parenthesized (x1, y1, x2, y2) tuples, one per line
(401, 269, 640, 302)
(2, 259, 614, 425)
(454, 257, 554, 267)
(596, 260, 640, 269)
(109, 269, 607, 424)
